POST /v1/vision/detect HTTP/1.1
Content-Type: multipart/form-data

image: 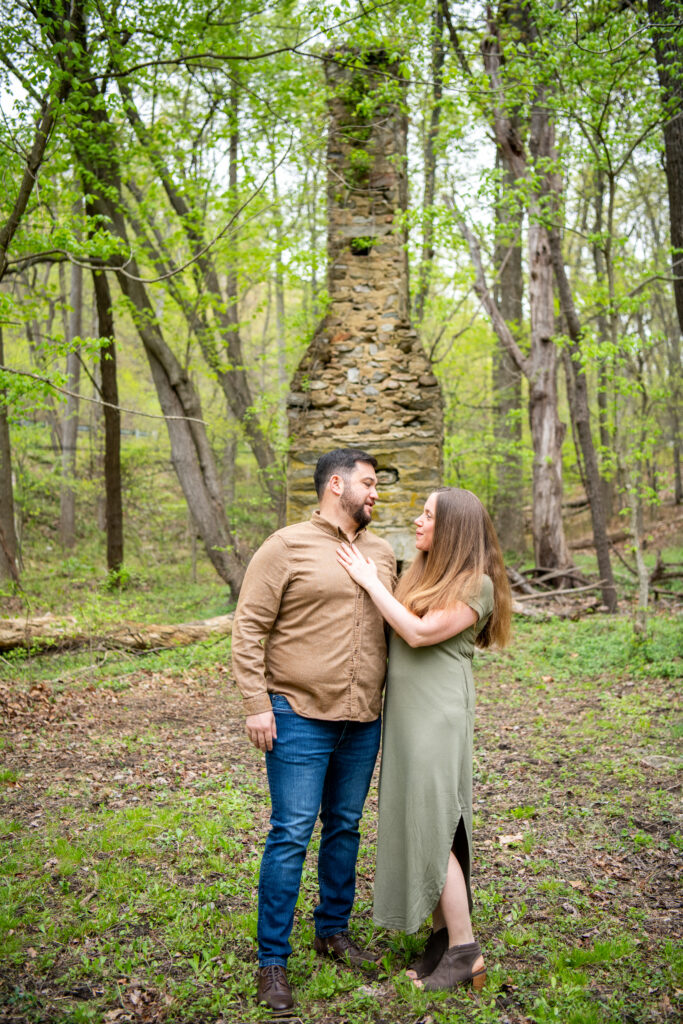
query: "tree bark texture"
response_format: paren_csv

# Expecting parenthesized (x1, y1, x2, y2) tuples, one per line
(478, 13, 571, 572)
(456, 211, 569, 571)
(627, 477, 650, 635)
(415, 2, 445, 324)
(648, 0, 683, 335)
(59, 259, 81, 549)
(492, 149, 525, 553)
(0, 613, 233, 654)
(92, 268, 123, 574)
(648, 0, 683, 503)
(590, 170, 616, 515)
(526, 219, 570, 572)
(550, 225, 618, 611)
(0, 326, 20, 582)
(25, 270, 63, 456)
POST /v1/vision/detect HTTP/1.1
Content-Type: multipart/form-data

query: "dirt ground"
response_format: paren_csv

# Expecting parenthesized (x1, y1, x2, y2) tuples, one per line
(1, 636, 681, 1022)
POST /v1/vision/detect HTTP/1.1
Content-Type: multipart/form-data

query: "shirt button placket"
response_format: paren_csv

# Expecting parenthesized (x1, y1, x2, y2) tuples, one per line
(350, 587, 363, 715)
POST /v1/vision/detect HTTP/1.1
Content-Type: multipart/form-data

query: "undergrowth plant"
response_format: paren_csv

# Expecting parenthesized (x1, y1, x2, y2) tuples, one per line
(1, 601, 681, 1023)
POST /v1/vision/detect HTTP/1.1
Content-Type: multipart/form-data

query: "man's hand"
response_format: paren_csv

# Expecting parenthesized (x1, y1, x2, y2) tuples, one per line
(246, 710, 277, 752)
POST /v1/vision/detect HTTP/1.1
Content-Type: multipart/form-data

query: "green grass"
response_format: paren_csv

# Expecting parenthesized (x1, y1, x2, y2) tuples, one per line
(1, 566, 233, 631)
(484, 614, 682, 684)
(1, 575, 681, 1022)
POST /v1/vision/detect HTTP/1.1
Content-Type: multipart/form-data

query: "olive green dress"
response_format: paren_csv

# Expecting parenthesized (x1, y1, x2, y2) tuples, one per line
(373, 575, 494, 933)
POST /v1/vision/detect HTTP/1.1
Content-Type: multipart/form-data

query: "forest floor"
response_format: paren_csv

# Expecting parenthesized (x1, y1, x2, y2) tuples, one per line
(0, 611, 681, 1024)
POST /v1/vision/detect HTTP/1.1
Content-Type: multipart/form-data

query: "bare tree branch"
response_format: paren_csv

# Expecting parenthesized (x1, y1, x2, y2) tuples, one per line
(0, 365, 206, 424)
(441, 193, 528, 374)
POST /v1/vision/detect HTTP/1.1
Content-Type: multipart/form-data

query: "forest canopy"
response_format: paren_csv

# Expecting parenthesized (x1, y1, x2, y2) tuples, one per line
(1, 0, 681, 621)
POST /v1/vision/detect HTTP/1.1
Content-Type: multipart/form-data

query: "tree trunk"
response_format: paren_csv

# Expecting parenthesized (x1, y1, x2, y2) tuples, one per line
(526, 219, 570, 572)
(68, 50, 244, 595)
(92, 268, 123, 575)
(24, 265, 63, 455)
(551, 232, 618, 610)
(525, 77, 570, 573)
(492, 149, 525, 553)
(562, 348, 588, 497)
(221, 435, 238, 509)
(307, 162, 322, 321)
(454, 205, 569, 571)
(0, 79, 74, 280)
(271, 161, 288, 528)
(534, 149, 618, 605)
(665, 320, 682, 505)
(648, 0, 683, 335)
(59, 258, 82, 549)
(0, 325, 20, 583)
(114, 262, 245, 594)
(25, 316, 62, 456)
(648, 0, 683, 503)
(118, 77, 282, 508)
(591, 169, 615, 516)
(624, 467, 650, 635)
(475, 10, 571, 573)
(0, 612, 234, 654)
(540, 134, 618, 608)
(415, 2, 445, 324)
(272, 164, 288, 424)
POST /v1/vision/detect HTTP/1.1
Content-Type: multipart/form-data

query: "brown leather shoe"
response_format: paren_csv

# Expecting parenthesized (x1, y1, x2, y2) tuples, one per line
(313, 931, 377, 968)
(255, 964, 294, 1011)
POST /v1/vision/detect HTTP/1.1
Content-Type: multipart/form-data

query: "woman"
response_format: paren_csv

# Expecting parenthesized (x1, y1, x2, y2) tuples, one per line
(337, 487, 511, 992)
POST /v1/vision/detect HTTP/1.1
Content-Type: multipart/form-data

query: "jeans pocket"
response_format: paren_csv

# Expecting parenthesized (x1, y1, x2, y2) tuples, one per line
(270, 694, 295, 714)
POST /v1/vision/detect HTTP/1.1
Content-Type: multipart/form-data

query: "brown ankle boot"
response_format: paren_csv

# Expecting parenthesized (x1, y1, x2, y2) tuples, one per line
(407, 927, 448, 979)
(420, 940, 486, 992)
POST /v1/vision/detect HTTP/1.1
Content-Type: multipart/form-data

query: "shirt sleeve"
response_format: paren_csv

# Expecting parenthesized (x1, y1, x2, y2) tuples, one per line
(231, 534, 290, 716)
(466, 574, 494, 629)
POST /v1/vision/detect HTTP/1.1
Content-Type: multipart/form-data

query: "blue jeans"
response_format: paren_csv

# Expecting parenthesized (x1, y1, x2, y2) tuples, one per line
(257, 694, 381, 966)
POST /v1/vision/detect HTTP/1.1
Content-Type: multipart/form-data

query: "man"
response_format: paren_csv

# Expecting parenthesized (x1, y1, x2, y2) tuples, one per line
(232, 448, 396, 1011)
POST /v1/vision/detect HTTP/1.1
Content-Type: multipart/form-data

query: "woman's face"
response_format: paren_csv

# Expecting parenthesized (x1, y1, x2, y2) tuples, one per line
(414, 492, 437, 552)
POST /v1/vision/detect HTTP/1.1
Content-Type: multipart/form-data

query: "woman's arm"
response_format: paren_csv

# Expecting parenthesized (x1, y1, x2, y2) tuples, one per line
(337, 542, 477, 647)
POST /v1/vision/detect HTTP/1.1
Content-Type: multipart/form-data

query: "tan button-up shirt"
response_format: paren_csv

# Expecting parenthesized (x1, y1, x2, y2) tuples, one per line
(231, 512, 397, 721)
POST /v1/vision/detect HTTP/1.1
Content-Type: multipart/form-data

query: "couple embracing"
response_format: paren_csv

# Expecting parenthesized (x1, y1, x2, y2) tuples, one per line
(232, 448, 511, 1011)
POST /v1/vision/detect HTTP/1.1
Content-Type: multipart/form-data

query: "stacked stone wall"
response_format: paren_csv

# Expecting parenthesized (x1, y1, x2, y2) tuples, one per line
(287, 49, 443, 560)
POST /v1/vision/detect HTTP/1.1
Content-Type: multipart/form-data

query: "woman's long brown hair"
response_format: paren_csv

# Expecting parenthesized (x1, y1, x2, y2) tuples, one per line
(394, 488, 511, 648)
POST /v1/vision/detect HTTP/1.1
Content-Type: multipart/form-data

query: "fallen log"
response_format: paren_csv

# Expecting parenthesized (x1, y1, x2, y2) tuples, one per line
(519, 566, 589, 587)
(510, 599, 546, 618)
(506, 567, 537, 595)
(513, 580, 607, 601)
(0, 613, 234, 654)
(569, 529, 631, 550)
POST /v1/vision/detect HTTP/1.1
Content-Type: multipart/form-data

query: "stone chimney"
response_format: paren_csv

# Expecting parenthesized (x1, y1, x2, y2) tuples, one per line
(287, 48, 443, 561)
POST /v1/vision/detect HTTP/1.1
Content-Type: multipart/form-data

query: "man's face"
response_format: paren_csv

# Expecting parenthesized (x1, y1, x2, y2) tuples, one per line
(339, 461, 379, 528)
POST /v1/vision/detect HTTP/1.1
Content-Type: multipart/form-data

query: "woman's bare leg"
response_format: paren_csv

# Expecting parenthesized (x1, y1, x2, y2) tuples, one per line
(434, 851, 474, 946)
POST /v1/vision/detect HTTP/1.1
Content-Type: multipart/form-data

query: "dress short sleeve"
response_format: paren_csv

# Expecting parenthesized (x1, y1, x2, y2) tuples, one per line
(466, 574, 494, 633)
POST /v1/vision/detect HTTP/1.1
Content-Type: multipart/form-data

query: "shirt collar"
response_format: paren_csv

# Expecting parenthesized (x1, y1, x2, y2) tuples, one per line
(311, 509, 366, 544)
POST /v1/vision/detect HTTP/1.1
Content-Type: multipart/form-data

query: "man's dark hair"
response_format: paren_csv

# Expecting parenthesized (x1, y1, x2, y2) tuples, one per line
(314, 448, 378, 499)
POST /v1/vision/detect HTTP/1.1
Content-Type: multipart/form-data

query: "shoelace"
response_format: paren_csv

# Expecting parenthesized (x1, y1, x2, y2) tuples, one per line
(261, 964, 285, 989)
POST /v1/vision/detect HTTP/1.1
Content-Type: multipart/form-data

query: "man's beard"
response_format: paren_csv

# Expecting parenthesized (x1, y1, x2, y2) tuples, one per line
(341, 490, 371, 528)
